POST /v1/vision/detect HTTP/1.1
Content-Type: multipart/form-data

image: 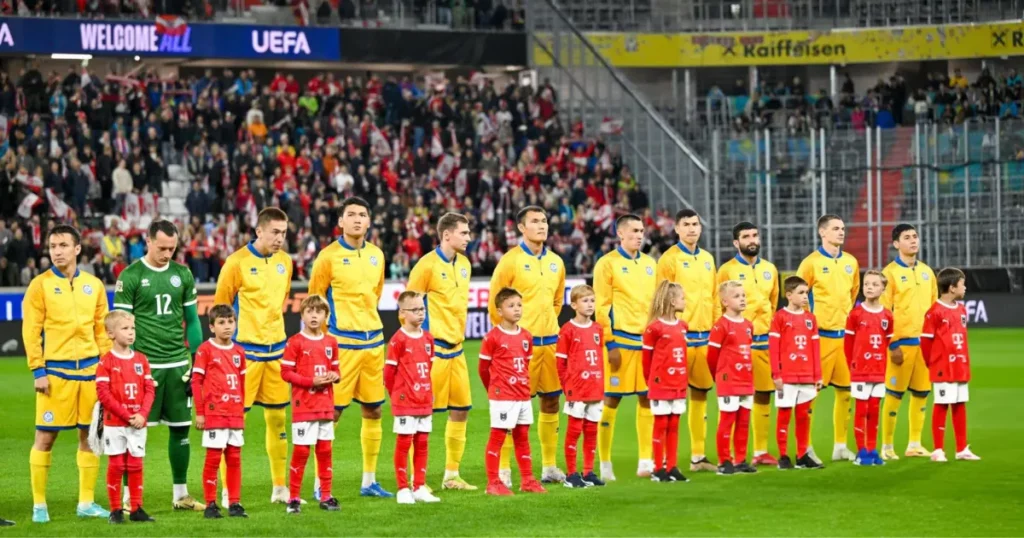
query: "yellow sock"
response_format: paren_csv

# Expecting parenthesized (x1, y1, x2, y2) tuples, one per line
(220, 460, 227, 490)
(77, 450, 100, 505)
(499, 437, 512, 471)
(834, 389, 851, 445)
(688, 392, 708, 459)
(636, 405, 653, 461)
(909, 394, 928, 445)
(882, 393, 901, 446)
(538, 412, 560, 469)
(361, 417, 383, 473)
(753, 400, 772, 453)
(598, 405, 618, 463)
(264, 408, 288, 487)
(444, 420, 467, 472)
(30, 448, 51, 506)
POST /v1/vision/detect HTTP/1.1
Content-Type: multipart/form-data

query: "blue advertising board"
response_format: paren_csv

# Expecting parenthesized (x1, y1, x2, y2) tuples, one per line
(0, 17, 340, 61)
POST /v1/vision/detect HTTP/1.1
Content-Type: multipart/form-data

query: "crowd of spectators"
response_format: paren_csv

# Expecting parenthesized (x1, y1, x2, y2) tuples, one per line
(0, 62, 665, 287)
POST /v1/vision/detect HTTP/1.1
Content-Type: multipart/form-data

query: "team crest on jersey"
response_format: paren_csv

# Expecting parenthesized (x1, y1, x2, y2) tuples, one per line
(42, 411, 54, 423)
(325, 347, 333, 359)
(845, 265, 854, 274)
(134, 363, 143, 375)
(276, 263, 286, 275)
(646, 267, 654, 276)
(881, 319, 889, 330)
(960, 314, 967, 327)
(922, 272, 930, 280)
(705, 261, 712, 271)
(461, 268, 468, 279)
(425, 344, 432, 355)
(370, 256, 379, 266)
(805, 319, 813, 330)
(522, 340, 529, 351)
(170, 275, 182, 288)
(746, 328, 752, 337)
(82, 284, 93, 295)
(549, 263, 557, 273)
(593, 333, 600, 344)
(232, 355, 241, 367)
(763, 271, 772, 280)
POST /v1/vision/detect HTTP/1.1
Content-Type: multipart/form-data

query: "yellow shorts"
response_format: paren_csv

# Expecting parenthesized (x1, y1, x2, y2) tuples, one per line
(885, 345, 931, 396)
(752, 348, 775, 393)
(432, 353, 472, 412)
(820, 336, 851, 389)
(335, 345, 386, 408)
(244, 359, 290, 409)
(605, 347, 648, 397)
(36, 373, 97, 431)
(687, 344, 713, 391)
(530, 345, 562, 397)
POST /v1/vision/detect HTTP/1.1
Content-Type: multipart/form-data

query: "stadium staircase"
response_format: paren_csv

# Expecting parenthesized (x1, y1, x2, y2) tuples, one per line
(845, 129, 910, 264)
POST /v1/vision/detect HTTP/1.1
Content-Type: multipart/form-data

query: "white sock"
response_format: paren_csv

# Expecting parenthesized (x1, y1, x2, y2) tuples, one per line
(173, 483, 188, 500)
(314, 476, 321, 490)
(34, 503, 46, 510)
(361, 472, 376, 488)
(443, 469, 459, 480)
(908, 441, 922, 448)
(834, 443, 846, 449)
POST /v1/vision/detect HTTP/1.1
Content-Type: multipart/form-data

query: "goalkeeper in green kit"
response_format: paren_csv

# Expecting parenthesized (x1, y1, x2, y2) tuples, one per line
(113, 220, 205, 511)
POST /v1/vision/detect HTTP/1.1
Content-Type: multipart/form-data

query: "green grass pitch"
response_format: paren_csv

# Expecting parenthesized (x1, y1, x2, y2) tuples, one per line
(1, 329, 1022, 536)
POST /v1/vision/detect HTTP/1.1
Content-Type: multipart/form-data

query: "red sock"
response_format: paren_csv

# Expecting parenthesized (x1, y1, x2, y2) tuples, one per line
(932, 403, 949, 450)
(853, 399, 867, 451)
(796, 401, 811, 458)
(717, 410, 737, 464)
(315, 439, 333, 499)
(666, 414, 680, 470)
(866, 398, 880, 451)
(512, 423, 534, 481)
(776, 407, 792, 458)
(582, 419, 598, 475)
(225, 445, 242, 505)
(485, 428, 507, 483)
(394, 434, 413, 491)
(951, 402, 968, 452)
(126, 454, 144, 511)
(734, 407, 751, 463)
(413, 432, 429, 489)
(652, 414, 668, 471)
(106, 454, 125, 512)
(203, 448, 222, 504)
(290, 444, 311, 501)
(564, 416, 584, 475)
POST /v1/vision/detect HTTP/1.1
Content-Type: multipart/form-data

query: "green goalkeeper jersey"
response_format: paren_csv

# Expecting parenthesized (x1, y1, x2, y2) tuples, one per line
(113, 259, 198, 364)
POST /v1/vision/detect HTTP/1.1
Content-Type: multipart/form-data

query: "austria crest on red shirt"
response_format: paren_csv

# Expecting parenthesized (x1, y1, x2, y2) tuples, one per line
(232, 354, 241, 367)
(325, 347, 333, 359)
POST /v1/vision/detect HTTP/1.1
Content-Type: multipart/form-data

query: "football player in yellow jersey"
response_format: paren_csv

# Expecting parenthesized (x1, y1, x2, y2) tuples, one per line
(654, 209, 718, 472)
(488, 206, 567, 485)
(880, 224, 938, 460)
(594, 214, 658, 481)
(308, 196, 392, 498)
(23, 225, 112, 523)
(717, 222, 780, 467)
(214, 207, 294, 503)
(796, 214, 860, 463)
(406, 212, 477, 491)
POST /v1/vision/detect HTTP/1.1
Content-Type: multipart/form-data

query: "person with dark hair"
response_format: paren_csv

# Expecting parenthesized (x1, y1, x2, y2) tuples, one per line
(113, 219, 205, 511)
(717, 221, 780, 468)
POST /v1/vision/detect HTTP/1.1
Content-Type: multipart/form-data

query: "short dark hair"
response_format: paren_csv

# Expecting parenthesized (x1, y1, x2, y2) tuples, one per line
(148, 219, 179, 239)
(937, 267, 966, 295)
(208, 304, 235, 324)
(48, 224, 81, 246)
(732, 221, 757, 240)
(615, 213, 642, 229)
(437, 212, 470, 237)
(817, 214, 842, 229)
(891, 223, 916, 242)
(516, 206, 546, 225)
(675, 209, 699, 223)
(257, 207, 288, 228)
(339, 196, 371, 217)
(784, 275, 808, 294)
(494, 287, 522, 308)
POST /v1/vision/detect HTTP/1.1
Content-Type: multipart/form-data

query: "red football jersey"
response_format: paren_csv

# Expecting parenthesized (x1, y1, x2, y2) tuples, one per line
(555, 320, 604, 402)
(96, 350, 156, 428)
(922, 301, 971, 383)
(641, 319, 689, 400)
(769, 308, 821, 384)
(844, 304, 893, 383)
(281, 332, 340, 422)
(192, 340, 247, 430)
(479, 325, 533, 401)
(384, 328, 435, 416)
(707, 315, 754, 397)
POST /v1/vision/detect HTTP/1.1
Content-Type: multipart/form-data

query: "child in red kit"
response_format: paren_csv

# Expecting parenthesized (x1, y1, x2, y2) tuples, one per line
(95, 310, 156, 524)
(642, 281, 690, 483)
(192, 305, 248, 519)
(708, 280, 756, 476)
(769, 276, 823, 470)
(923, 268, 981, 462)
(556, 285, 605, 488)
(845, 269, 893, 466)
(385, 291, 441, 505)
(281, 295, 341, 514)
(480, 288, 546, 496)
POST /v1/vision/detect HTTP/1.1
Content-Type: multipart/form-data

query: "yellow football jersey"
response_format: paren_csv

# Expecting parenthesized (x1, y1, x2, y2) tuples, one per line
(407, 247, 471, 357)
(796, 247, 860, 333)
(717, 254, 779, 344)
(488, 242, 566, 344)
(593, 246, 658, 350)
(308, 238, 386, 348)
(214, 242, 293, 360)
(881, 258, 937, 347)
(655, 242, 718, 337)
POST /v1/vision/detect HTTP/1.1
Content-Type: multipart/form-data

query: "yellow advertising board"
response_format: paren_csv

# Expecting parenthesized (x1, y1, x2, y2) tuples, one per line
(533, 22, 1024, 67)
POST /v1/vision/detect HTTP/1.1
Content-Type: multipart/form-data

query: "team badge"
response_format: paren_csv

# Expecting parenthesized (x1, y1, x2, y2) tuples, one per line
(82, 284, 93, 295)
(705, 261, 712, 270)
(115, 280, 124, 292)
(960, 315, 967, 327)
(209, 431, 216, 439)
(499, 413, 507, 421)
(845, 265, 854, 274)
(134, 363, 143, 375)
(277, 263, 286, 275)
(609, 376, 620, 387)
(763, 271, 772, 280)
(746, 328, 752, 337)
(369, 256, 379, 266)
(549, 263, 557, 273)
(425, 344, 432, 355)
(325, 347, 333, 359)
(170, 275, 182, 288)
(42, 411, 54, 423)
(939, 390, 946, 397)
(805, 319, 813, 330)
(922, 272, 930, 280)
(646, 267, 654, 276)
(881, 319, 889, 330)
(232, 355, 241, 367)
(522, 340, 529, 351)
(460, 268, 468, 279)
(399, 418, 406, 426)
(593, 333, 600, 344)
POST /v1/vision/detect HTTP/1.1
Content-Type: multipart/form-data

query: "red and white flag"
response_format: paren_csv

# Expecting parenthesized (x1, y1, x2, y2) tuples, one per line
(17, 193, 40, 219)
(155, 15, 187, 36)
(599, 117, 624, 135)
(45, 188, 70, 220)
(430, 130, 443, 158)
(371, 125, 392, 157)
(245, 197, 258, 229)
(436, 154, 457, 182)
